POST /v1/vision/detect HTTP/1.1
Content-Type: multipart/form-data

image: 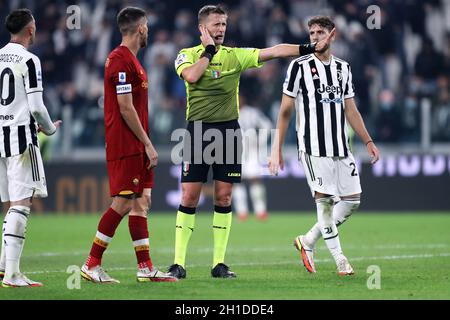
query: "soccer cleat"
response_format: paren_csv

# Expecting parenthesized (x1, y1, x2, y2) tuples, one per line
(237, 212, 249, 222)
(80, 264, 120, 284)
(211, 263, 236, 278)
(294, 235, 316, 273)
(2, 272, 43, 288)
(336, 256, 354, 276)
(137, 267, 178, 282)
(256, 212, 269, 221)
(167, 264, 186, 279)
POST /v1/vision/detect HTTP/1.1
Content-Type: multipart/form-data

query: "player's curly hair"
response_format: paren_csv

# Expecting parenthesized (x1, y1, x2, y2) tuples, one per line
(307, 16, 335, 32)
(198, 5, 227, 23)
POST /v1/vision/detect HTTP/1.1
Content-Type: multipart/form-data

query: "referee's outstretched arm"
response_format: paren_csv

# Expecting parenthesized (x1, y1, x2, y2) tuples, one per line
(258, 28, 336, 62)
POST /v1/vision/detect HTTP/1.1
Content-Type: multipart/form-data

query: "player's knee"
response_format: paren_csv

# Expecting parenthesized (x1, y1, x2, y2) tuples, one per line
(181, 192, 200, 207)
(215, 193, 232, 207)
(341, 194, 361, 215)
(141, 193, 151, 211)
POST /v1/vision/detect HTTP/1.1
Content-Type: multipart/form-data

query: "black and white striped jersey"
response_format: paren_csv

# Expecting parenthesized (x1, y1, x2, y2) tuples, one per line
(283, 54, 355, 158)
(0, 43, 42, 157)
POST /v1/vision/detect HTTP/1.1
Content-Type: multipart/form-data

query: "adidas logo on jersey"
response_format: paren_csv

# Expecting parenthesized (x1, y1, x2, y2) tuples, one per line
(312, 74, 320, 80)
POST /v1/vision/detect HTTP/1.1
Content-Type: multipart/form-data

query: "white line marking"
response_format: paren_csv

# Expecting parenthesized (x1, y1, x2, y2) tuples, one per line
(23, 252, 450, 275)
(23, 243, 450, 258)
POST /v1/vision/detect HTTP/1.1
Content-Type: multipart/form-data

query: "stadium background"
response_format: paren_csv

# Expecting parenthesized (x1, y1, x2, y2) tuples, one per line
(0, 0, 449, 213)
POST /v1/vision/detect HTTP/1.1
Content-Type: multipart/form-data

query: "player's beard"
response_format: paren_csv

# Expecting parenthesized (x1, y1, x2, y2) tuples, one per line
(140, 34, 148, 48)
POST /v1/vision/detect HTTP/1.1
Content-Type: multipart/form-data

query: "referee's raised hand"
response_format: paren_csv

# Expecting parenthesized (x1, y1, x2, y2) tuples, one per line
(200, 25, 215, 47)
(315, 27, 336, 53)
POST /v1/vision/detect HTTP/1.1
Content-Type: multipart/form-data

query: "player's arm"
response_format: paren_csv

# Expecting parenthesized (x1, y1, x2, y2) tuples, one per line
(258, 28, 336, 62)
(116, 93, 158, 168)
(180, 25, 215, 84)
(344, 98, 380, 164)
(268, 94, 296, 175)
(27, 92, 61, 135)
(24, 56, 61, 135)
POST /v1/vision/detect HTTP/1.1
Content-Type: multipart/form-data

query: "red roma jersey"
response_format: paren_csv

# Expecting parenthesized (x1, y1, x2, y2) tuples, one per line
(103, 45, 149, 161)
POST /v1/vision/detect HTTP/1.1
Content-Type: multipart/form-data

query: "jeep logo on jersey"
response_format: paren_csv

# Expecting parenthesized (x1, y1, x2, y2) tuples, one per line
(317, 84, 343, 95)
(118, 72, 126, 83)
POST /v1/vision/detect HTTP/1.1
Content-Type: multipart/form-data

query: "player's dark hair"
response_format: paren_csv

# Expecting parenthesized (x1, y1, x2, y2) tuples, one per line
(198, 5, 227, 23)
(307, 16, 335, 32)
(5, 8, 34, 35)
(117, 7, 146, 35)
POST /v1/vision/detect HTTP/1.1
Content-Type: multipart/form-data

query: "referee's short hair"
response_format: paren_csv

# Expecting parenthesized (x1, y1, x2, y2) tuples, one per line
(307, 16, 335, 32)
(198, 5, 227, 23)
(117, 6, 146, 35)
(5, 8, 34, 35)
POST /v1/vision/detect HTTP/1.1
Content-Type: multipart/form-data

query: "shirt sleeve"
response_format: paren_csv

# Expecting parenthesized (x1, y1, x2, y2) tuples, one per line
(24, 55, 43, 94)
(108, 58, 135, 95)
(344, 64, 355, 99)
(174, 48, 194, 79)
(283, 60, 301, 97)
(235, 47, 264, 71)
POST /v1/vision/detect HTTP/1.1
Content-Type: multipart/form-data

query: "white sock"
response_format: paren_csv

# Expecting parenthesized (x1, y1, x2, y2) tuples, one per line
(249, 183, 267, 215)
(232, 184, 248, 216)
(316, 197, 343, 261)
(304, 197, 360, 248)
(3, 206, 30, 279)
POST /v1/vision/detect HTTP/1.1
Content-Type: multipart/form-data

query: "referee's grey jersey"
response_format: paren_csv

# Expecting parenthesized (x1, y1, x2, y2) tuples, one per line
(0, 43, 41, 157)
(283, 54, 355, 158)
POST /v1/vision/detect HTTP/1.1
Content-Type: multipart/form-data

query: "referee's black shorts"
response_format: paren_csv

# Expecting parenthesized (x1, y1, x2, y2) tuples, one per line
(181, 120, 242, 184)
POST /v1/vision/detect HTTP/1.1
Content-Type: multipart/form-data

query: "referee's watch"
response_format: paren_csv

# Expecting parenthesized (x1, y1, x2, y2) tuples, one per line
(201, 45, 216, 62)
(299, 43, 316, 55)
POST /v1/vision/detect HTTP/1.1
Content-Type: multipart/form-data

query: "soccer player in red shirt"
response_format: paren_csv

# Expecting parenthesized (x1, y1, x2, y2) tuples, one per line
(81, 7, 176, 283)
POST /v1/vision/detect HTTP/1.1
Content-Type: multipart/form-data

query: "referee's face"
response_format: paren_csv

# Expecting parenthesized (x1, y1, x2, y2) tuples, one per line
(204, 13, 227, 45)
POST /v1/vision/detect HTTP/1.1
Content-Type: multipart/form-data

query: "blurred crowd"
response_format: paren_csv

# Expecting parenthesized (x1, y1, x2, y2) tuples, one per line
(1, 0, 450, 149)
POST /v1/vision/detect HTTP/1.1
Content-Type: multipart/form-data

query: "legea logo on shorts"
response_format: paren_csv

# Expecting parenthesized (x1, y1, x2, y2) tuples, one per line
(133, 178, 139, 186)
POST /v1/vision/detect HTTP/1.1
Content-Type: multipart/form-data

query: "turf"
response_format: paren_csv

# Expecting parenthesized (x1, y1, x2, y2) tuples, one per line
(0, 212, 449, 300)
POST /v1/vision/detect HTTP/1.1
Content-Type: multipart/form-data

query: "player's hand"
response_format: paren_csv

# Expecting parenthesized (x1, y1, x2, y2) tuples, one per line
(315, 28, 336, 53)
(38, 120, 62, 136)
(367, 141, 380, 164)
(268, 150, 284, 176)
(200, 25, 215, 47)
(145, 144, 158, 169)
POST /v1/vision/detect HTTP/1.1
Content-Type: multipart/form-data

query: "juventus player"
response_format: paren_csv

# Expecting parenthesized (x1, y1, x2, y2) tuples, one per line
(0, 9, 61, 287)
(269, 16, 380, 275)
(233, 94, 272, 221)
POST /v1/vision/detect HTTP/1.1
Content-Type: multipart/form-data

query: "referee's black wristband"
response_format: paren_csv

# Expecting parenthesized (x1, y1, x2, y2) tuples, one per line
(299, 43, 316, 56)
(201, 45, 216, 61)
(365, 140, 374, 146)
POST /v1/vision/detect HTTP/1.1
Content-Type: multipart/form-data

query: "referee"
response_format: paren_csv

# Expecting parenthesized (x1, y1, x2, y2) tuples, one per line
(168, 5, 335, 279)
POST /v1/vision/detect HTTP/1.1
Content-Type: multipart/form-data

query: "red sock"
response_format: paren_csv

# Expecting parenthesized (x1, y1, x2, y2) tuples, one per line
(86, 208, 123, 268)
(128, 215, 153, 269)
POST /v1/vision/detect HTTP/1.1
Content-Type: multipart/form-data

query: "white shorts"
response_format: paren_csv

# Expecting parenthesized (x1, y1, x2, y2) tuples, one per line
(300, 151, 362, 197)
(0, 144, 48, 202)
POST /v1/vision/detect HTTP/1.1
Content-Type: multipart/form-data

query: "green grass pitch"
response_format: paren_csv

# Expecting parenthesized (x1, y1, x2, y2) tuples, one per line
(0, 212, 449, 300)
